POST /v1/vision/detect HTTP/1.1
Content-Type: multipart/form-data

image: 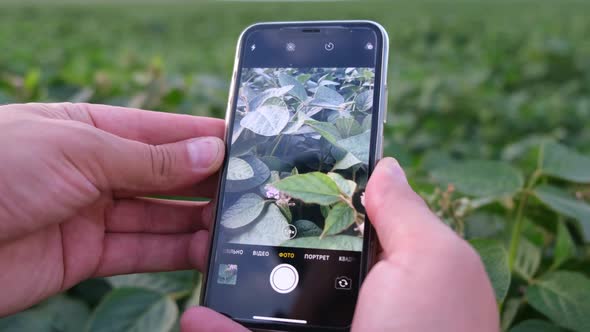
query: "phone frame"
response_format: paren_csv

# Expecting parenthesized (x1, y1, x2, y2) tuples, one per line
(201, 20, 389, 332)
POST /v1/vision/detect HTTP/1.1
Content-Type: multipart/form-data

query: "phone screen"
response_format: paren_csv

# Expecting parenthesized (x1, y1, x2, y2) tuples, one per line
(203, 22, 385, 330)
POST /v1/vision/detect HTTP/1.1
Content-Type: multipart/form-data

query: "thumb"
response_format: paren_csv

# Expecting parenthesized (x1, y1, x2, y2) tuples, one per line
(365, 157, 441, 255)
(90, 134, 224, 194)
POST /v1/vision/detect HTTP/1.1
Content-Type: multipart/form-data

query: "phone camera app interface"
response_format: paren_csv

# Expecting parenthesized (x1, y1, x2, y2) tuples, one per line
(209, 65, 376, 328)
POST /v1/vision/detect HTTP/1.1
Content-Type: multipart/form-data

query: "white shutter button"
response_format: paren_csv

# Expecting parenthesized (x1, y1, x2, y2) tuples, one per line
(269, 264, 299, 294)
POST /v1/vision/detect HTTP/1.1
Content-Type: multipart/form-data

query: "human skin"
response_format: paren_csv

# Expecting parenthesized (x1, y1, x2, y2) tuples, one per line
(0, 103, 225, 316)
(0, 103, 499, 331)
(181, 158, 500, 332)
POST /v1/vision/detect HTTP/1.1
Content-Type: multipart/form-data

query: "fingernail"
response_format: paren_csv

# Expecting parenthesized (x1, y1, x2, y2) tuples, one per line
(187, 137, 222, 170)
(384, 157, 407, 182)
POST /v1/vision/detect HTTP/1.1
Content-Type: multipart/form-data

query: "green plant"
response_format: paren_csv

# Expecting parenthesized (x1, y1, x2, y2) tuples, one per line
(0, 1, 589, 331)
(425, 141, 590, 331)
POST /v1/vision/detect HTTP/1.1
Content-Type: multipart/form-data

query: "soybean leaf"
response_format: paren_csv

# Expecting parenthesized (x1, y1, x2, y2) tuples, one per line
(227, 157, 254, 180)
(361, 115, 372, 131)
(430, 160, 524, 197)
(526, 271, 590, 332)
(0, 295, 90, 332)
(86, 288, 178, 332)
(542, 141, 590, 183)
(229, 204, 289, 246)
(514, 237, 541, 281)
(336, 130, 371, 164)
(240, 103, 290, 136)
(327, 172, 357, 197)
(226, 155, 270, 192)
(534, 185, 590, 241)
(469, 239, 511, 303)
(322, 202, 356, 237)
(501, 298, 523, 331)
(278, 73, 307, 101)
(283, 111, 307, 134)
(333, 152, 362, 171)
(248, 85, 293, 111)
(273, 172, 342, 205)
(552, 221, 576, 269)
(335, 117, 363, 138)
(283, 235, 363, 251)
(509, 320, 564, 332)
(0, 308, 53, 332)
(354, 90, 373, 111)
(311, 85, 345, 109)
(183, 273, 202, 310)
(107, 271, 192, 297)
(293, 219, 322, 237)
(221, 193, 266, 229)
(305, 119, 342, 145)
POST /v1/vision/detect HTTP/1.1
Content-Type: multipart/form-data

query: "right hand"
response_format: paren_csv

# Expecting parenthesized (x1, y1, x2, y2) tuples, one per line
(181, 158, 500, 332)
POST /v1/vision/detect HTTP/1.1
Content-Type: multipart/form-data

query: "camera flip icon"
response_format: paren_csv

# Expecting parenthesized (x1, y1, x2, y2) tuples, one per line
(334, 276, 352, 290)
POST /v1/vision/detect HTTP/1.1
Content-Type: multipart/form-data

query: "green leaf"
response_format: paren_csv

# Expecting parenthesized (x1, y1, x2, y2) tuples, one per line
(361, 115, 372, 131)
(552, 221, 576, 269)
(327, 172, 357, 197)
(293, 219, 322, 237)
(278, 72, 307, 101)
(509, 320, 564, 332)
(354, 90, 373, 111)
(273, 172, 342, 205)
(542, 141, 590, 183)
(221, 193, 266, 229)
(430, 160, 524, 197)
(311, 85, 345, 109)
(469, 239, 511, 303)
(283, 235, 363, 251)
(335, 117, 363, 138)
(322, 202, 356, 237)
(534, 185, 590, 241)
(333, 152, 362, 170)
(526, 271, 590, 332)
(227, 157, 253, 180)
(501, 298, 523, 331)
(305, 119, 342, 145)
(107, 271, 193, 297)
(240, 103, 290, 136)
(248, 85, 293, 111)
(226, 155, 270, 192)
(514, 237, 541, 280)
(336, 130, 371, 164)
(0, 309, 53, 332)
(283, 110, 308, 134)
(0, 295, 90, 332)
(86, 288, 178, 332)
(229, 204, 289, 246)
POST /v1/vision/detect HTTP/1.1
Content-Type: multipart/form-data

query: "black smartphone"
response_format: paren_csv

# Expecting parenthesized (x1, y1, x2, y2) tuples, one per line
(202, 21, 389, 331)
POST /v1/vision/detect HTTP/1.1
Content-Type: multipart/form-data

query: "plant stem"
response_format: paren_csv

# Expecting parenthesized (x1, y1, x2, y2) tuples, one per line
(507, 142, 546, 271)
(270, 134, 283, 157)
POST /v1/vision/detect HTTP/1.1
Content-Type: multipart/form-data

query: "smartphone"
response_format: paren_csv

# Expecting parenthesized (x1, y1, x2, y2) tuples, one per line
(202, 21, 389, 331)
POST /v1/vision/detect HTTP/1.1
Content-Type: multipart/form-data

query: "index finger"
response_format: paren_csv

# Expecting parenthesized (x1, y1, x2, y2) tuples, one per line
(44, 102, 225, 145)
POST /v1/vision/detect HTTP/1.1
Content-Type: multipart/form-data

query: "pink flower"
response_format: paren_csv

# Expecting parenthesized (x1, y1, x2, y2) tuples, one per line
(265, 184, 281, 199)
(265, 184, 295, 206)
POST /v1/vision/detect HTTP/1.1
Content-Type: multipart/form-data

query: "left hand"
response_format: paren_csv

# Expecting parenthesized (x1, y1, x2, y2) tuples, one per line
(0, 103, 225, 316)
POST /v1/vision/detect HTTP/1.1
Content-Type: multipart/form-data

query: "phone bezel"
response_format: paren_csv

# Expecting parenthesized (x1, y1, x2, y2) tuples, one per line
(201, 20, 389, 332)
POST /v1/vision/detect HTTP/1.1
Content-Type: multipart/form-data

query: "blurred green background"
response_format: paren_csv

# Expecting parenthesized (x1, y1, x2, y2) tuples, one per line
(1, 1, 590, 331)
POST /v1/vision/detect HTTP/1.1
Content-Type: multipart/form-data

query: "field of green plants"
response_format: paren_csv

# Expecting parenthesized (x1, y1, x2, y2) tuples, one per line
(1, 1, 589, 331)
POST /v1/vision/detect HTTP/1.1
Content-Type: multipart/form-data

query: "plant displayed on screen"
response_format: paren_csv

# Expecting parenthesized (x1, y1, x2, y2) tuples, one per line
(219, 67, 375, 251)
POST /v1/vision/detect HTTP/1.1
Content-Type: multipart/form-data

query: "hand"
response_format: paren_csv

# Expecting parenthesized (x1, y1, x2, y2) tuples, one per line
(0, 103, 224, 316)
(180, 158, 499, 332)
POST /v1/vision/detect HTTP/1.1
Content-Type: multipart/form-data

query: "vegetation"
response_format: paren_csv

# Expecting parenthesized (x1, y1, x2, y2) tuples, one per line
(0, 1, 589, 331)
